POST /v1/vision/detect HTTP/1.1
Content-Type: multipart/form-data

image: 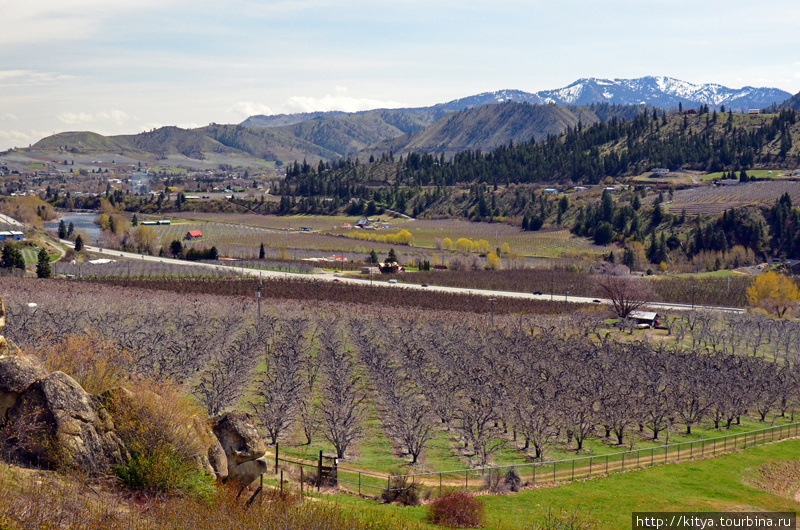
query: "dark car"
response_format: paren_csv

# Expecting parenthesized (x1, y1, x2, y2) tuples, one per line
(533, 291, 543, 295)
(421, 284, 429, 287)
(592, 299, 601, 303)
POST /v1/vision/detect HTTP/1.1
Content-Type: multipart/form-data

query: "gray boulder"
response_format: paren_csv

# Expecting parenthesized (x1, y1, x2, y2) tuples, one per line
(213, 412, 267, 487)
(0, 354, 48, 421)
(6, 371, 127, 471)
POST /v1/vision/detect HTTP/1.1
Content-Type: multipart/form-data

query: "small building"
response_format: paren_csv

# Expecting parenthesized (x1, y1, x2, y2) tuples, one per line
(628, 311, 660, 329)
(651, 168, 670, 175)
(748, 109, 760, 115)
(185, 230, 203, 240)
(543, 188, 559, 194)
(0, 231, 23, 241)
(361, 266, 381, 275)
(784, 260, 800, 275)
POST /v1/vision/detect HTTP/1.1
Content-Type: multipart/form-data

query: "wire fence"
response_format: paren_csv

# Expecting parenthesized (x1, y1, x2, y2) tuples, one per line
(385, 422, 800, 496)
(258, 422, 800, 500)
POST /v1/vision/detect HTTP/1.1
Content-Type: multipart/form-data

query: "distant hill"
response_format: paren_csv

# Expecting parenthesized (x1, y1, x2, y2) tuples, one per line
(358, 102, 646, 160)
(774, 90, 800, 112)
(27, 77, 794, 167)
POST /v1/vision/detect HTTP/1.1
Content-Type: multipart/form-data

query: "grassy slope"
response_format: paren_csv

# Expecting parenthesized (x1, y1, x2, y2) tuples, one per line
(328, 439, 800, 529)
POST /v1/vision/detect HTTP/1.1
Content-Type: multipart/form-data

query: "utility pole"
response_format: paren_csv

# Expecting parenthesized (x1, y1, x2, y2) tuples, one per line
(255, 273, 262, 326)
(489, 297, 497, 327)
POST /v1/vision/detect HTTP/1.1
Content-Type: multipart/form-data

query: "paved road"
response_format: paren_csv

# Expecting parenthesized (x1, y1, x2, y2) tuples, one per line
(0, 213, 24, 227)
(61, 240, 744, 314)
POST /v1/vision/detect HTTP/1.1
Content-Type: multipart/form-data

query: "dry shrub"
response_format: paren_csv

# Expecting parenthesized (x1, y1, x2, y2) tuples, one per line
(526, 507, 598, 530)
(427, 490, 484, 528)
(0, 464, 408, 530)
(504, 467, 522, 492)
(0, 465, 136, 530)
(483, 468, 503, 492)
(381, 473, 422, 505)
(32, 332, 131, 395)
(105, 380, 214, 496)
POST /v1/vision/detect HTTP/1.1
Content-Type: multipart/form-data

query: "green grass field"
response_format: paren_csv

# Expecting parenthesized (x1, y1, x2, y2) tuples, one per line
(323, 438, 800, 529)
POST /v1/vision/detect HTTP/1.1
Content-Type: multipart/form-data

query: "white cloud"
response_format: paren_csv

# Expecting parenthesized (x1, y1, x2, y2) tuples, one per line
(1, 114, 19, 122)
(0, 70, 72, 86)
(231, 101, 275, 118)
(0, 130, 48, 147)
(58, 110, 132, 126)
(282, 93, 406, 113)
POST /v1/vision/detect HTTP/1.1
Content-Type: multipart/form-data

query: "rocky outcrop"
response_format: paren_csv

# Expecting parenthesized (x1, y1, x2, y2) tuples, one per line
(0, 354, 48, 420)
(0, 298, 21, 357)
(213, 412, 268, 487)
(5, 371, 127, 471)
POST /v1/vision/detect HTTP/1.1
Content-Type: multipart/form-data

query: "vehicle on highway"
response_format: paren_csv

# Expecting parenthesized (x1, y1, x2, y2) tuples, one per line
(421, 284, 428, 287)
(593, 299, 601, 303)
(388, 279, 398, 284)
(533, 290, 543, 295)
(333, 279, 341, 282)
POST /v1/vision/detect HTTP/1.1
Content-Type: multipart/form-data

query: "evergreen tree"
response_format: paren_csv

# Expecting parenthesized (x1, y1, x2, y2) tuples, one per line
(132, 214, 139, 227)
(67, 222, 74, 238)
(259, 243, 265, 259)
(386, 248, 398, 264)
(1, 245, 25, 270)
(170, 240, 184, 259)
(739, 169, 749, 183)
(36, 248, 51, 278)
(369, 249, 379, 264)
(208, 246, 218, 260)
(74, 235, 84, 252)
(57, 220, 67, 239)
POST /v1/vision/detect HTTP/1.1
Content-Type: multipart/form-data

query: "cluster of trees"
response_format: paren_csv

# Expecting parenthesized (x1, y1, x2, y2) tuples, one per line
(273, 110, 799, 219)
(5, 281, 798, 469)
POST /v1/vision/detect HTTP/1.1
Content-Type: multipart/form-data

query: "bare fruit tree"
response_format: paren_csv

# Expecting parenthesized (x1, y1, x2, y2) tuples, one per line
(318, 317, 365, 459)
(594, 275, 655, 319)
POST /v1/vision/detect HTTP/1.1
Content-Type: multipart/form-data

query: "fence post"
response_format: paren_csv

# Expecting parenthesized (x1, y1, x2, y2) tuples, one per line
(280, 469, 284, 496)
(318, 451, 322, 492)
(440, 473, 442, 496)
(300, 467, 304, 499)
(275, 443, 279, 474)
(359, 472, 361, 496)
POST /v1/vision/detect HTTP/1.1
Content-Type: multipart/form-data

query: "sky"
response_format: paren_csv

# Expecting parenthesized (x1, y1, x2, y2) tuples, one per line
(2, 0, 800, 151)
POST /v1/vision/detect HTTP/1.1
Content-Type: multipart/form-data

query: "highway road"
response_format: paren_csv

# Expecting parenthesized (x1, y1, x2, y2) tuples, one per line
(61, 240, 745, 314)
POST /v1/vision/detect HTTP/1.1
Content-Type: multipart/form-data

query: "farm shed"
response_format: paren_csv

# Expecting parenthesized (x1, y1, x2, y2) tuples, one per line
(0, 231, 23, 241)
(628, 311, 660, 329)
(185, 230, 203, 240)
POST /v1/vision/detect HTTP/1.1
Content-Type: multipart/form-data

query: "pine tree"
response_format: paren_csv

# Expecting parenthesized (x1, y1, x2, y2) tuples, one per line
(132, 214, 139, 227)
(74, 235, 84, 252)
(36, 248, 51, 278)
(259, 243, 265, 259)
(67, 222, 74, 238)
(57, 220, 67, 239)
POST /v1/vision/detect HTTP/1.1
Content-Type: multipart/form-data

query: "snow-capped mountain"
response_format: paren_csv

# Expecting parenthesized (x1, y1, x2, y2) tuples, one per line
(535, 76, 790, 111)
(434, 89, 544, 111)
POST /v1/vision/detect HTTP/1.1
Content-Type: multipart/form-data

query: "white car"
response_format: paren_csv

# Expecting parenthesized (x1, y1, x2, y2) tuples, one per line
(388, 279, 398, 284)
